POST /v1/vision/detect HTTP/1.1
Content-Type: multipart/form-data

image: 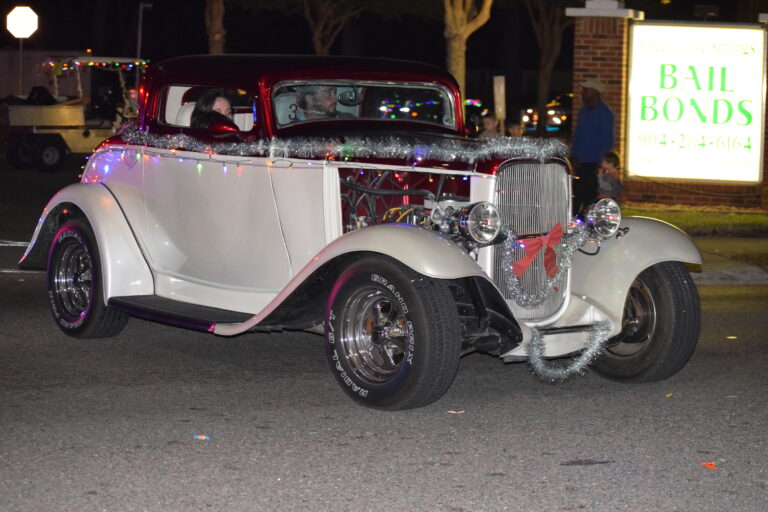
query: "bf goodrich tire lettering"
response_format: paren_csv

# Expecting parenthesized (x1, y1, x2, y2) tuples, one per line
(325, 256, 461, 410)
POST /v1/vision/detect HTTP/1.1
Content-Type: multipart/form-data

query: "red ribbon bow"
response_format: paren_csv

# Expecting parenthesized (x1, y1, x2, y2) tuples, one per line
(512, 222, 564, 278)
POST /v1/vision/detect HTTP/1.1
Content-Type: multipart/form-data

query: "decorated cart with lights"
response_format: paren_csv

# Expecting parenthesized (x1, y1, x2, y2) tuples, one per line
(5, 56, 149, 171)
(19, 55, 702, 410)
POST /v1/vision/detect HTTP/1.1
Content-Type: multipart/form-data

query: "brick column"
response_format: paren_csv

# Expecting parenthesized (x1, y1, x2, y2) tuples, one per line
(567, 2, 767, 208)
(566, 1, 641, 173)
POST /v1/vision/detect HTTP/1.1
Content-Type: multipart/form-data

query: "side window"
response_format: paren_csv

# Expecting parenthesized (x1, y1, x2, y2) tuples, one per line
(160, 85, 258, 132)
(163, 85, 193, 126)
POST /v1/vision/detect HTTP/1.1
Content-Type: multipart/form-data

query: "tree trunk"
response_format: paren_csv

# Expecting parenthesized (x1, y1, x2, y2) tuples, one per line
(443, 0, 494, 101)
(535, 58, 554, 136)
(522, 0, 572, 136)
(446, 35, 468, 98)
(304, 0, 364, 56)
(205, 0, 226, 55)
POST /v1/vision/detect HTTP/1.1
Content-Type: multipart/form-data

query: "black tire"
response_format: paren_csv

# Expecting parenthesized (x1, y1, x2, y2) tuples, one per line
(47, 220, 129, 338)
(6, 140, 34, 169)
(33, 135, 68, 172)
(325, 256, 461, 410)
(592, 261, 700, 382)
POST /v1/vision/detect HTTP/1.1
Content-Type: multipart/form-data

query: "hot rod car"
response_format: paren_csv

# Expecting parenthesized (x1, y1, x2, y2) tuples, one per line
(20, 55, 701, 410)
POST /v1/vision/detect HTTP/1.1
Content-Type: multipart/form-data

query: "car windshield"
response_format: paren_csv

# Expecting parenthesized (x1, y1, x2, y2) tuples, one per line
(272, 81, 455, 129)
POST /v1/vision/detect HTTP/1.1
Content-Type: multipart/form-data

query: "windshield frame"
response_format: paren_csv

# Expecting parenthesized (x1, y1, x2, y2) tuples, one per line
(271, 80, 457, 131)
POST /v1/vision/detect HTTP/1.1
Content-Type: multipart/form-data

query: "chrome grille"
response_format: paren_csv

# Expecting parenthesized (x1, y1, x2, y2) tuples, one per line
(493, 160, 571, 322)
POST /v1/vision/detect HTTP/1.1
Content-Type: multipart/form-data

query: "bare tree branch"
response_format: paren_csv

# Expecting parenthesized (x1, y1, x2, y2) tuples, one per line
(443, 0, 495, 98)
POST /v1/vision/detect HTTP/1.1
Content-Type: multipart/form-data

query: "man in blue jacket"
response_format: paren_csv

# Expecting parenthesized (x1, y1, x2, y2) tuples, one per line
(571, 79, 614, 215)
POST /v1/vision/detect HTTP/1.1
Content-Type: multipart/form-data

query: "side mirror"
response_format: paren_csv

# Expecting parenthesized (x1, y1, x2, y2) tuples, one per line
(208, 116, 240, 134)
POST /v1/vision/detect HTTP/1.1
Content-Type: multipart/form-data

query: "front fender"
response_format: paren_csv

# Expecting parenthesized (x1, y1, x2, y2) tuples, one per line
(214, 224, 486, 335)
(570, 216, 701, 336)
(20, 183, 153, 302)
(319, 224, 486, 280)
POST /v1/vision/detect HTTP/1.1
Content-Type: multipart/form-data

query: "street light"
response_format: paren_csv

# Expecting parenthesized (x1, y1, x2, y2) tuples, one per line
(6, 5, 38, 95)
(135, 2, 152, 96)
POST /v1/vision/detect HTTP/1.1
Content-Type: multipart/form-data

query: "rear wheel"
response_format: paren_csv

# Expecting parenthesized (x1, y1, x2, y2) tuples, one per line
(6, 139, 34, 169)
(325, 256, 461, 410)
(47, 220, 128, 338)
(592, 262, 700, 382)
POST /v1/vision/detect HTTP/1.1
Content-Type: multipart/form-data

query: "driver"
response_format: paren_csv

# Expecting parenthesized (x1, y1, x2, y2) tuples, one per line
(295, 85, 353, 120)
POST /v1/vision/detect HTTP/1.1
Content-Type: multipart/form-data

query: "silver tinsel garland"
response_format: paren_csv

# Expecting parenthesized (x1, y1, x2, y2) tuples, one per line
(119, 129, 567, 164)
(527, 322, 610, 382)
(499, 222, 592, 309)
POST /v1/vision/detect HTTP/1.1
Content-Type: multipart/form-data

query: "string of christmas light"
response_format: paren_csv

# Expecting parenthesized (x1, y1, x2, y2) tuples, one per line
(120, 129, 568, 164)
(527, 322, 610, 382)
(46, 59, 150, 75)
(499, 222, 592, 309)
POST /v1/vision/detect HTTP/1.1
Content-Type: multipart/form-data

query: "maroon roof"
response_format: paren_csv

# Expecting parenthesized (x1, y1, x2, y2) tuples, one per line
(147, 54, 459, 90)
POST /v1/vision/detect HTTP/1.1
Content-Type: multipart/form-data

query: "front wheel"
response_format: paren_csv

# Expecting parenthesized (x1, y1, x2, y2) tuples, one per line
(325, 256, 461, 410)
(47, 220, 129, 338)
(592, 261, 700, 382)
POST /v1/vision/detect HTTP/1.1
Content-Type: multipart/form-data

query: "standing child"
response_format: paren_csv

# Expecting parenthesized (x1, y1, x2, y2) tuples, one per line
(597, 150, 623, 201)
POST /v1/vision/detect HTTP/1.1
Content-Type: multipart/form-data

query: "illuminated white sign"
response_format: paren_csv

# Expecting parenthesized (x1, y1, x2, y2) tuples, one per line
(6, 6, 38, 39)
(627, 23, 766, 183)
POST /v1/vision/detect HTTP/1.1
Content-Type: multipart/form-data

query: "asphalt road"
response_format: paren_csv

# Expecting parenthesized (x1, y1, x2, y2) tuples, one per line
(1, 159, 767, 511)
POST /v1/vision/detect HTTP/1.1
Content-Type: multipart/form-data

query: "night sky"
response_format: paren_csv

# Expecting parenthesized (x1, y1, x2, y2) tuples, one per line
(1, 0, 761, 105)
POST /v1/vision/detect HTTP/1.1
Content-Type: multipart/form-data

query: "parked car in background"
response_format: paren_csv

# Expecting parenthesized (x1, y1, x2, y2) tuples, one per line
(4, 56, 147, 171)
(522, 93, 573, 133)
(20, 55, 702, 410)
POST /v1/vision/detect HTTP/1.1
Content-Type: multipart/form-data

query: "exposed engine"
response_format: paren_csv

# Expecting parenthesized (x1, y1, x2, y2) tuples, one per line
(338, 167, 502, 251)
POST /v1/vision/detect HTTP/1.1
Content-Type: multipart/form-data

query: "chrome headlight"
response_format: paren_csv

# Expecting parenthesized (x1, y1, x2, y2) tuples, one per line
(585, 198, 622, 238)
(459, 202, 502, 244)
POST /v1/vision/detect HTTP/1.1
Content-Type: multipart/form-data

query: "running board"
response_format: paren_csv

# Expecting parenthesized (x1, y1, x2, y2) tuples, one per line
(108, 296, 253, 333)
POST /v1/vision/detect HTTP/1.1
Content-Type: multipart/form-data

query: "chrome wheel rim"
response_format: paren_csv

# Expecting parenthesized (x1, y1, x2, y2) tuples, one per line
(338, 286, 408, 383)
(606, 276, 657, 356)
(53, 241, 93, 320)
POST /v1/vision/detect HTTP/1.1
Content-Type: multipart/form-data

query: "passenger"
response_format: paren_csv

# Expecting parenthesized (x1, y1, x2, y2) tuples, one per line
(295, 85, 352, 120)
(190, 89, 236, 129)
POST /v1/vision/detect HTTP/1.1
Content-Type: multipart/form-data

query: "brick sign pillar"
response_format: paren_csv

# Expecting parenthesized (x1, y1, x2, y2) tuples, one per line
(566, 2, 768, 208)
(566, 0, 643, 173)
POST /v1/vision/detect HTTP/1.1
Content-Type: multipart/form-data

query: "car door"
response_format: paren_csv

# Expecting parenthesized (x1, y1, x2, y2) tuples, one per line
(138, 85, 292, 311)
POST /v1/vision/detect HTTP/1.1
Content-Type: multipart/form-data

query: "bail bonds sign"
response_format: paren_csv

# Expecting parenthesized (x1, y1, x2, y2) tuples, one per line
(626, 22, 766, 183)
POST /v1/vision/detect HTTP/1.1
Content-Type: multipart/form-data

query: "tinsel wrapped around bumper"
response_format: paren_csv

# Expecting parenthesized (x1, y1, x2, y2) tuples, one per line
(120, 129, 567, 164)
(528, 322, 611, 382)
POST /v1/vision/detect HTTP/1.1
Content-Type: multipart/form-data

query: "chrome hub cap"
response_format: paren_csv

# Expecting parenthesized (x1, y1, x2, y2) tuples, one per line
(606, 277, 657, 356)
(339, 286, 408, 383)
(53, 242, 93, 319)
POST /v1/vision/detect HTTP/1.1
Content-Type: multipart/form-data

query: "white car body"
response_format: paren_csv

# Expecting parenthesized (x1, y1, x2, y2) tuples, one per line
(21, 55, 703, 409)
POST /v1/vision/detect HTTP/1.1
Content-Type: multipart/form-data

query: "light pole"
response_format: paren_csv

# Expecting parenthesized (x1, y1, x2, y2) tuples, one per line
(135, 2, 152, 95)
(6, 5, 38, 96)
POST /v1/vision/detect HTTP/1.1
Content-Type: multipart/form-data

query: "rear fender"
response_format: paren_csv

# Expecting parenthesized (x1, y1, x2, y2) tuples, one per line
(20, 183, 153, 301)
(570, 216, 701, 336)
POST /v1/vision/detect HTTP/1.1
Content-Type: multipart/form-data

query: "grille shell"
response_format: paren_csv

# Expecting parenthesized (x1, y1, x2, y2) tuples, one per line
(492, 159, 571, 322)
